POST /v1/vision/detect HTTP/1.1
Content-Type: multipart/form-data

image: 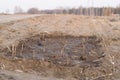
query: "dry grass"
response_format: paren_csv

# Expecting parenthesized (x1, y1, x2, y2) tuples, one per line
(0, 14, 119, 50)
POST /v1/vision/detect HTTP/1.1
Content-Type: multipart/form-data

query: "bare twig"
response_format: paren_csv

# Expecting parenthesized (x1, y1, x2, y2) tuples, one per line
(12, 44, 16, 57)
(92, 73, 112, 80)
(7, 46, 11, 52)
(60, 37, 67, 57)
(61, 43, 67, 55)
(32, 50, 35, 58)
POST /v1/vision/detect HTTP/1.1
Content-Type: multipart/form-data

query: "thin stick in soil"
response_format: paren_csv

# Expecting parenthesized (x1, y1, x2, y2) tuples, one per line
(12, 44, 16, 57)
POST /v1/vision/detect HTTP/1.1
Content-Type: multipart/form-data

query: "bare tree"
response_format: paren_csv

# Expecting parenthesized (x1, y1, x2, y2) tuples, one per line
(14, 6, 23, 14)
(27, 8, 39, 14)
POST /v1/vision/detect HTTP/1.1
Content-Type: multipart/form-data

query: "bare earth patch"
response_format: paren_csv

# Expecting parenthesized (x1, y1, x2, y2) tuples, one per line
(0, 14, 120, 80)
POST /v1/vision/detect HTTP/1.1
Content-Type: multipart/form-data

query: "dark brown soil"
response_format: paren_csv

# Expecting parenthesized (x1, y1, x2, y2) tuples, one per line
(0, 15, 120, 80)
(1, 34, 113, 80)
(6, 34, 104, 66)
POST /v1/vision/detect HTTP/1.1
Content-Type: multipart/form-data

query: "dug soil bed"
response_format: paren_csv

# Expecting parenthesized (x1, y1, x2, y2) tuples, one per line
(2, 34, 113, 79)
(6, 34, 104, 66)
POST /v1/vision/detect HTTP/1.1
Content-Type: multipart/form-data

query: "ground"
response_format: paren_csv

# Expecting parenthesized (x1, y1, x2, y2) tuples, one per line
(0, 14, 120, 80)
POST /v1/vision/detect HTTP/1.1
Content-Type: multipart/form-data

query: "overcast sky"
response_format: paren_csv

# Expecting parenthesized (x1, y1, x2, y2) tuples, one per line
(0, 0, 120, 13)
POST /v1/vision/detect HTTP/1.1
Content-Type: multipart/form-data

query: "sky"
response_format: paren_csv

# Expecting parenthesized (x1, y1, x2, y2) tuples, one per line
(0, 0, 120, 13)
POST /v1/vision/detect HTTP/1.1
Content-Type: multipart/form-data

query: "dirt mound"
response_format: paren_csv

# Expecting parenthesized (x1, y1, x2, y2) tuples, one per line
(6, 34, 104, 66)
(0, 34, 113, 80)
(0, 14, 120, 80)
